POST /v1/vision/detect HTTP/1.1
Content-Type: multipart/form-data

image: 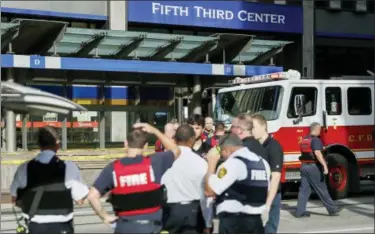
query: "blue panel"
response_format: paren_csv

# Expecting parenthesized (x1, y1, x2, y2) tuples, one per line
(30, 56, 45, 69)
(105, 86, 136, 99)
(60, 57, 212, 75)
(128, 1, 303, 33)
(72, 85, 99, 99)
(1, 7, 106, 20)
(1, 54, 284, 77)
(31, 85, 64, 97)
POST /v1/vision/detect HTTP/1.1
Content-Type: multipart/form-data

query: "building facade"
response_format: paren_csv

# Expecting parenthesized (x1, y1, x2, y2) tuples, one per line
(1, 0, 374, 148)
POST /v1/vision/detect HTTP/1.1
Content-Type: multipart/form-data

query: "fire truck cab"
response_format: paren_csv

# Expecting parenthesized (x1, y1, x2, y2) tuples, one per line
(214, 70, 375, 199)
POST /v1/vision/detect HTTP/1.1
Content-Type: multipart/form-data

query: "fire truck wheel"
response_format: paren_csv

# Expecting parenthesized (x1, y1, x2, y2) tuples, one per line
(326, 153, 349, 200)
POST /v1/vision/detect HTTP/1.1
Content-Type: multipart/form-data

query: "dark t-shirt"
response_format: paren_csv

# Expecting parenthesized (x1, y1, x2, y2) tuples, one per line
(93, 151, 175, 222)
(193, 140, 212, 157)
(242, 137, 268, 161)
(310, 136, 324, 152)
(263, 135, 284, 192)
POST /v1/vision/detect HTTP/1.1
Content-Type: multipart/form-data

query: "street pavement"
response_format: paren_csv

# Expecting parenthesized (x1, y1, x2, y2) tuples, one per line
(2, 183, 374, 234)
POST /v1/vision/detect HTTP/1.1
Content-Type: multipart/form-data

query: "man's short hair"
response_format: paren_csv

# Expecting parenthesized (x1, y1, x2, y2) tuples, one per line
(237, 113, 253, 131)
(127, 128, 148, 148)
(219, 134, 244, 148)
(310, 122, 321, 131)
(251, 114, 268, 128)
(215, 122, 225, 131)
(38, 126, 60, 148)
(187, 114, 205, 127)
(175, 124, 195, 143)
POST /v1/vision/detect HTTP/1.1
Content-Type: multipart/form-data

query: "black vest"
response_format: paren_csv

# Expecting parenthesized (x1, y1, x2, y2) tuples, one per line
(216, 156, 268, 212)
(17, 156, 74, 217)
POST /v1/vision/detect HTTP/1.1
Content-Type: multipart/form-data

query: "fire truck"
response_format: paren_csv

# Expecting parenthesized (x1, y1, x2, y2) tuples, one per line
(214, 70, 375, 199)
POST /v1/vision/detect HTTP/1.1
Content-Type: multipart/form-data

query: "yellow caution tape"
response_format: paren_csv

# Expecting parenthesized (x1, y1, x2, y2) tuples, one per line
(160, 231, 169, 234)
(1, 150, 156, 165)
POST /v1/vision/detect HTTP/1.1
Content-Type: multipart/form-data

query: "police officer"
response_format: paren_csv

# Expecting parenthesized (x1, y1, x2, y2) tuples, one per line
(205, 134, 271, 234)
(209, 122, 225, 147)
(296, 122, 342, 217)
(161, 124, 208, 233)
(155, 123, 176, 152)
(10, 126, 89, 234)
(87, 123, 181, 234)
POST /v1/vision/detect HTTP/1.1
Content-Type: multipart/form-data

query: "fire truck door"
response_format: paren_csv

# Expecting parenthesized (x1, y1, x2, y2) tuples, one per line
(320, 86, 344, 145)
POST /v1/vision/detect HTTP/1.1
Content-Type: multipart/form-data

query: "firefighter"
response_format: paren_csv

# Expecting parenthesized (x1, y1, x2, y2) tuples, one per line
(155, 123, 177, 152)
(10, 127, 89, 234)
(204, 134, 270, 234)
(295, 122, 343, 217)
(87, 123, 181, 234)
(203, 117, 215, 140)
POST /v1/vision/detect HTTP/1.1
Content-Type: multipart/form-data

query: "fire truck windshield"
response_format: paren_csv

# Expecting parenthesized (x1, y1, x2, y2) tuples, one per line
(214, 85, 283, 124)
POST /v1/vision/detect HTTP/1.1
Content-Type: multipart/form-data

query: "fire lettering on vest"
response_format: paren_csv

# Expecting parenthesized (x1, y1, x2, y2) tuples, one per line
(251, 170, 267, 181)
(119, 173, 148, 187)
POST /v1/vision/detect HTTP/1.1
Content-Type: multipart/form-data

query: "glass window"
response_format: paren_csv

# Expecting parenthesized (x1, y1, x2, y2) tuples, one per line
(347, 87, 372, 115)
(325, 87, 342, 115)
(287, 87, 318, 118)
(214, 86, 284, 123)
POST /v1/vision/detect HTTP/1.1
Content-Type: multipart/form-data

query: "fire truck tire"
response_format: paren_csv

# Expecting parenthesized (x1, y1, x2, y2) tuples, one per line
(326, 153, 349, 200)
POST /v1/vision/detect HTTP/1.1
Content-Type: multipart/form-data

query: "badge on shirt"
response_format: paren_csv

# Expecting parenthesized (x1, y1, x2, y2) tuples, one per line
(218, 167, 227, 178)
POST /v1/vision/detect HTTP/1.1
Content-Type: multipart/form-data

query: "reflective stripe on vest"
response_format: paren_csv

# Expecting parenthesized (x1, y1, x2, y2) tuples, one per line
(110, 158, 164, 216)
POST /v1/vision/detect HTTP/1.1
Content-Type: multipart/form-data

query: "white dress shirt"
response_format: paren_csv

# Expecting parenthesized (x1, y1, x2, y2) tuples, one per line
(10, 150, 89, 223)
(208, 147, 271, 215)
(161, 146, 207, 203)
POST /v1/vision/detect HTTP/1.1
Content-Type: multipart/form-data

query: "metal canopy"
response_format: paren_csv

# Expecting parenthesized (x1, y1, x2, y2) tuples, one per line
(1, 81, 87, 115)
(1, 20, 293, 65)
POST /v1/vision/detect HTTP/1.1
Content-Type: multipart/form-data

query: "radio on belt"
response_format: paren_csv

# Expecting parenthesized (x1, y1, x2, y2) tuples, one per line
(229, 69, 301, 85)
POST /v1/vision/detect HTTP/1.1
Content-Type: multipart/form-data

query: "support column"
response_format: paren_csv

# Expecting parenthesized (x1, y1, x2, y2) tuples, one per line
(177, 88, 183, 124)
(61, 83, 69, 150)
(21, 115, 28, 151)
(99, 84, 105, 149)
(192, 76, 202, 115)
(108, 0, 128, 139)
(6, 68, 16, 152)
(302, 0, 315, 78)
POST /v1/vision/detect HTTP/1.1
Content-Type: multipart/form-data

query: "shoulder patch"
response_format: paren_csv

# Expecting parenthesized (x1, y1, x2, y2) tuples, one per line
(218, 167, 227, 178)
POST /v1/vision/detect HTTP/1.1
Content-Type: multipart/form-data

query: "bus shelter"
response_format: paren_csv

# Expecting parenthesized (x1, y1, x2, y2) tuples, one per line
(1, 19, 292, 152)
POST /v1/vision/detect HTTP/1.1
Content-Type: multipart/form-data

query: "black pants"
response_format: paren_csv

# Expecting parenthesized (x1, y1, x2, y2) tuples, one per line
(28, 220, 74, 234)
(162, 201, 200, 234)
(219, 213, 264, 234)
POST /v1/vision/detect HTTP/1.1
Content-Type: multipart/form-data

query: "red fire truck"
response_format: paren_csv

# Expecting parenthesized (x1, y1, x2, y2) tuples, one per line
(214, 70, 374, 199)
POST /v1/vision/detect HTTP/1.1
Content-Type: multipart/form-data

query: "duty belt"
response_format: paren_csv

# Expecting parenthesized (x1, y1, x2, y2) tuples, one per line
(118, 218, 162, 226)
(301, 160, 316, 164)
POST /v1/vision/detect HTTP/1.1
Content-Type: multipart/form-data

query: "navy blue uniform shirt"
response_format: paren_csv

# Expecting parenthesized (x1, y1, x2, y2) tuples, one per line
(93, 151, 175, 222)
(310, 135, 324, 152)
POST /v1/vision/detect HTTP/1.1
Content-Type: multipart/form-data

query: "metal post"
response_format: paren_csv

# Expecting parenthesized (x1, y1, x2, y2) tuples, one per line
(21, 114, 28, 151)
(177, 94, 183, 124)
(212, 88, 216, 118)
(192, 76, 202, 115)
(302, 0, 315, 78)
(99, 84, 105, 149)
(5, 68, 16, 152)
